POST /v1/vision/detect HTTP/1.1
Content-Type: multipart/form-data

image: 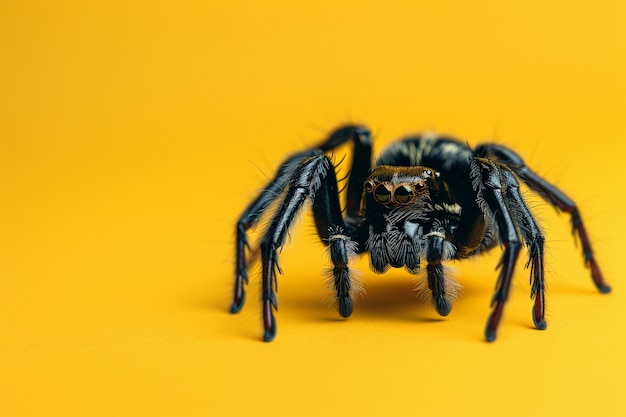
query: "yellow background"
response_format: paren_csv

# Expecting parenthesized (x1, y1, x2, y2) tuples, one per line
(1, 1, 625, 416)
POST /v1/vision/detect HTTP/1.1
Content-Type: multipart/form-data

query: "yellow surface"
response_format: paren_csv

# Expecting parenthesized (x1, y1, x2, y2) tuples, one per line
(1, 1, 625, 416)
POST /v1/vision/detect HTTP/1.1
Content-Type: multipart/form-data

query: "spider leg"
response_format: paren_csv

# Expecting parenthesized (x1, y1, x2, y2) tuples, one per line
(423, 230, 459, 316)
(475, 143, 610, 293)
(313, 129, 371, 319)
(471, 158, 525, 342)
(232, 125, 372, 315)
(303, 151, 365, 318)
(232, 148, 319, 313)
(326, 227, 361, 318)
(500, 169, 547, 330)
(258, 155, 335, 341)
(317, 125, 372, 224)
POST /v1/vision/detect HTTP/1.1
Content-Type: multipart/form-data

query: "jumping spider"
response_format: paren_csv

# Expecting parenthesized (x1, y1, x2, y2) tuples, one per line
(231, 125, 610, 342)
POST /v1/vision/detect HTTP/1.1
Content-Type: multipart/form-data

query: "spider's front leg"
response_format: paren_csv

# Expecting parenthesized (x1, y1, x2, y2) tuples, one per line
(232, 125, 371, 317)
(258, 155, 336, 341)
(232, 148, 320, 314)
(259, 155, 368, 341)
(233, 125, 372, 341)
(474, 143, 610, 294)
(325, 226, 362, 318)
(422, 228, 460, 317)
(470, 158, 546, 341)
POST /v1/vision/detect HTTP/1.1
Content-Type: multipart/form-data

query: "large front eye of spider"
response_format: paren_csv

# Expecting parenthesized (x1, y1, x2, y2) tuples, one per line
(373, 184, 392, 204)
(393, 185, 414, 204)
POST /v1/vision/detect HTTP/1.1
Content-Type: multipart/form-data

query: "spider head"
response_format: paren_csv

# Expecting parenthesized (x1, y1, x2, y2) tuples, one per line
(361, 165, 442, 272)
(361, 166, 440, 211)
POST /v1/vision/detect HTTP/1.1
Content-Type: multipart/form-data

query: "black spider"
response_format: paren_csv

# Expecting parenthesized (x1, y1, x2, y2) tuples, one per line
(231, 125, 610, 342)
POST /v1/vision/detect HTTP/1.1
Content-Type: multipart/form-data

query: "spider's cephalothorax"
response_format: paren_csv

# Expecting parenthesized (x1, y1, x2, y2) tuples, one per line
(231, 125, 610, 342)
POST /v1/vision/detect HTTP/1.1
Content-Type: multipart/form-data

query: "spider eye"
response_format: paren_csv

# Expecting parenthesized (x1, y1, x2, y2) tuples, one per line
(373, 184, 392, 203)
(394, 185, 414, 204)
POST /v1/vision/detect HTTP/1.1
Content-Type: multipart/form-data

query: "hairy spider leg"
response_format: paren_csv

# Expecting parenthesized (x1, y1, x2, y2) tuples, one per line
(499, 168, 547, 330)
(232, 125, 372, 341)
(232, 148, 320, 313)
(325, 227, 361, 318)
(258, 155, 334, 341)
(305, 150, 368, 319)
(317, 125, 373, 225)
(305, 125, 373, 325)
(261, 154, 375, 341)
(232, 125, 371, 314)
(471, 157, 546, 342)
(474, 143, 610, 293)
(424, 231, 455, 316)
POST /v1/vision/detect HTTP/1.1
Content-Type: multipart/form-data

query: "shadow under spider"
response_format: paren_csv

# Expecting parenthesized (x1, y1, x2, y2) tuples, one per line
(282, 272, 479, 324)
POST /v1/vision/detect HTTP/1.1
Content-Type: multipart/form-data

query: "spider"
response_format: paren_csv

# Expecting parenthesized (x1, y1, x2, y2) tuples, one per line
(231, 124, 610, 342)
